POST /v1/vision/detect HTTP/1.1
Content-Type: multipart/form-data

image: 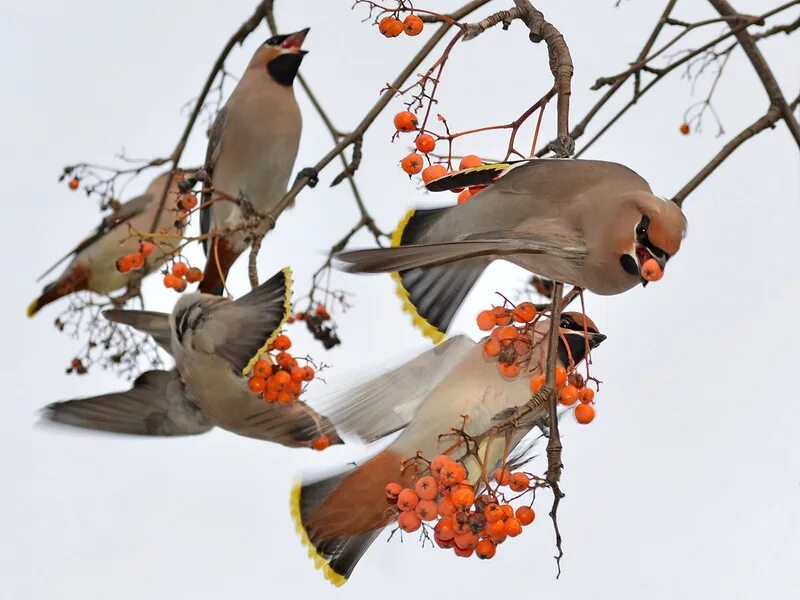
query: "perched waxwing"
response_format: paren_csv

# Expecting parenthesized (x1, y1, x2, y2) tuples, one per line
(291, 312, 606, 585)
(44, 268, 341, 449)
(199, 29, 310, 294)
(28, 171, 183, 317)
(335, 159, 687, 342)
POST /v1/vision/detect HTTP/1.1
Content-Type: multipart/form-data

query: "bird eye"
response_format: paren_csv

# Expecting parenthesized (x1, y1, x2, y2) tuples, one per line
(560, 318, 571, 328)
(636, 223, 647, 237)
(264, 36, 282, 46)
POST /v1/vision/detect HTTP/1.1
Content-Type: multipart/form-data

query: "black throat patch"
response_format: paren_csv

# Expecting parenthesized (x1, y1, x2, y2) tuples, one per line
(267, 53, 305, 86)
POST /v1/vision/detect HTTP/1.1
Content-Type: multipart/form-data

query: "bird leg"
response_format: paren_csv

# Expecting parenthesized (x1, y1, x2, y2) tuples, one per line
(295, 166, 319, 188)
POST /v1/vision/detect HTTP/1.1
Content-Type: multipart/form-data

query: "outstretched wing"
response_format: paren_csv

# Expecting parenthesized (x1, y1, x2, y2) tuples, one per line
(42, 370, 212, 436)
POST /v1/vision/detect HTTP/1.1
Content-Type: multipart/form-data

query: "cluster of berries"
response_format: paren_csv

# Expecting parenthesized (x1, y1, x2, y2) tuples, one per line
(385, 455, 536, 560)
(247, 334, 315, 405)
(115, 241, 155, 275)
(530, 366, 598, 425)
(378, 14, 424, 38)
(476, 303, 539, 378)
(162, 261, 203, 292)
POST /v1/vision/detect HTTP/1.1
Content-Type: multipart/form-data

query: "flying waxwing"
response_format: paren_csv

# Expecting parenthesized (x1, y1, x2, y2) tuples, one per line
(28, 171, 183, 317)
(44, 268, 341, 449)
(291, 312, 606, 585)
(335, 159, 687, 342)
(199, 29, 309, 294)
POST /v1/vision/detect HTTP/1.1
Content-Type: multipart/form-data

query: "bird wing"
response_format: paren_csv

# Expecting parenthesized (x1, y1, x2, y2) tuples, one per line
(37, 192, 153, 282)
(182, 268, 293, 374)
(42, 369, 212, 436)
(104, 309, 173, 355)
(318, 335, 476, 443)
(200, 107, 228, 255)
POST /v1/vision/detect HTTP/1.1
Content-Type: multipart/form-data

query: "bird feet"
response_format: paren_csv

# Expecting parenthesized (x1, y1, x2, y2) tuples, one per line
(296, 167, 319, 188)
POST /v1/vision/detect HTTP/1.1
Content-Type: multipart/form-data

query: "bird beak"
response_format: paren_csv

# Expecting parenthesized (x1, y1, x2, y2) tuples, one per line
(558, 330, 607, 366)
(282, 28, 309, 52)
(635, 244, 666, 287)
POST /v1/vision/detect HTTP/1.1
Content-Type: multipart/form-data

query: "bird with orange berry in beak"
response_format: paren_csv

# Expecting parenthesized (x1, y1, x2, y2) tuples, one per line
(198, 28, 312, 295)
(335, 158, 686, 342)
(27, 171, 184, 317)
(43, 268, 340, 449)
(291, 310, 606, 585)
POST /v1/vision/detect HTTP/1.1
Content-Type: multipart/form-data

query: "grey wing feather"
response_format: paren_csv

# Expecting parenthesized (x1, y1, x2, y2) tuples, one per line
(104, 309, 173, 355)
(318, 335, 476, 443)
(191, 269, 290, 372)
(200, 107, 227, 254)
(42, 370, 212, 436)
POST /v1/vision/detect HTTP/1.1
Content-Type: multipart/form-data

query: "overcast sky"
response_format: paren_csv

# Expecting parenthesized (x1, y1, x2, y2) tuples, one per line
(3, 1, 799, 598)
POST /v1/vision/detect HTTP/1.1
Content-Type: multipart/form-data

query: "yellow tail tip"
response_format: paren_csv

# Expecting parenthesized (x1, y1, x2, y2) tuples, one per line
(242, 267, 294, 377)
(289, 480, 347, 588)
(390, 210, 446, 345)
(27, 299, 39, 318)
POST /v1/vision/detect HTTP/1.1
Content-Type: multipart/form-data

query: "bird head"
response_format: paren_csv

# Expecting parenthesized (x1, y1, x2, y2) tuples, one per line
(616, 193, 687, 287)
(250, 28, 309, 86)
(557, 312, 606, 366)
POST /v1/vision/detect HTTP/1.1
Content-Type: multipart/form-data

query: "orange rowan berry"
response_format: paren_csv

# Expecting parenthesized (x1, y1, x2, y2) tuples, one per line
(379, 16, 404, 38)
(438, 495, 456, 517)
(434, 535, 454, 549)
(185, 267, 203, 283)
(315, 304, 330, 319)
(128, 253, 145, 270)
(400, 152, 423, 175)
(495, 325, 517, 342)
(138, 241, 155, 257)
(555, 366, 568, 387)
(435, 517, 456, 540)
(303, 366, 315, 381)
(491, 307, 512, 326)
(558, 385, 580, 406)
(290, 367, 306, 383)
(414, 133, 435, 154)
(457, 189, 471, 204)
(173, 279, 187, 293)
(482, 338, 501, 358)
(414, 476, 438, 501)
(641, 257, 664, 282)
(476, 539, 496, 559)
(504, 517, 523, 537)
(459, 154, 482, 170)
(421, 164, 447, 184)
(529, 374, 545, 393)
(163, 274, 182, 289)
(485, 519, 506, 542)
(263, 388, 278, 403)
(439, 462, 466, 486)
(500, 505, 514, 520)
(516, 506, 535, 525)
(385, 482, 403, 501)
(580, 387, 595, 404)
(393, 110, 418, 132)
(277, 391, 294, 405)
(116, 255, 132, 273)
(454, 531, 479, 551)
(415, 499, 438, 521)
(275, 352, 293, 368)
(509, 472, 530, 492)
(513, 302, 537, 323)
(498, 362, 520, 379)
(575, 403, 595, 424)
(403, 14, 424, 36)
(68, 177, 80, 190)
(476, 310, 496, 331)
(290, 380, 303, 395)
(253, 359, 272, 378)
(398, 509, 421, 532)
(453, 545, 474, 558)
(176, 193, 197, 211)
(273, 335, 291, 351)
(431, 454, 452, 477)
(484, 503, 503, 522)
(272, 369, 291, 389)
(451, 488, 475, 511)
(312, 435, 330, 451)
(680, 122, 690, 135)
(494, 468, 512, 486)
(248, 376, 267, 393)
(397, 488, 419, 511)
(469, 185, 487, 195)
(171, 262, 189, 278)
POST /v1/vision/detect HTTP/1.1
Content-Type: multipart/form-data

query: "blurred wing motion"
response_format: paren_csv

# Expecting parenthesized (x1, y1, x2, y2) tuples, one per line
(104, 309, 172, 354)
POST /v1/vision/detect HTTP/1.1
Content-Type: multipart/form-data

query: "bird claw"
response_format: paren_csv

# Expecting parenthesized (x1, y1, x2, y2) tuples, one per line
(297, 167, 319, 188)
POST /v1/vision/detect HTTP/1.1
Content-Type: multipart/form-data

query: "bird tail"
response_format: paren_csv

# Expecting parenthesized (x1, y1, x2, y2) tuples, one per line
(290, 449, 406, 586)
(199, 237, 240, 295)
(27, 265, 90, 317)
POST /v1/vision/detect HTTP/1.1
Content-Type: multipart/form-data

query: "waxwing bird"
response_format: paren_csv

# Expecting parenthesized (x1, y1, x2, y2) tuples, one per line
(28, 171, 183, 317)
(199, 29, 309, 294)
(291, 313, 605, 585)
(335, 159, 687, 342)
(44, 268, 342, 449)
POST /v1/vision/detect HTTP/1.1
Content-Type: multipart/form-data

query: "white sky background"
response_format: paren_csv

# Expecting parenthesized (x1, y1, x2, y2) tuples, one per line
(2, 0, 799, 598)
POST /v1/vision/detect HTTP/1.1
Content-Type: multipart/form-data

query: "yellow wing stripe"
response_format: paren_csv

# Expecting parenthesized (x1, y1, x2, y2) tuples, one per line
(425, 162, 512, 191)
(241, 266, 294, 377)
(290, 480, 347, 588)
(390, 210, 446, 345)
